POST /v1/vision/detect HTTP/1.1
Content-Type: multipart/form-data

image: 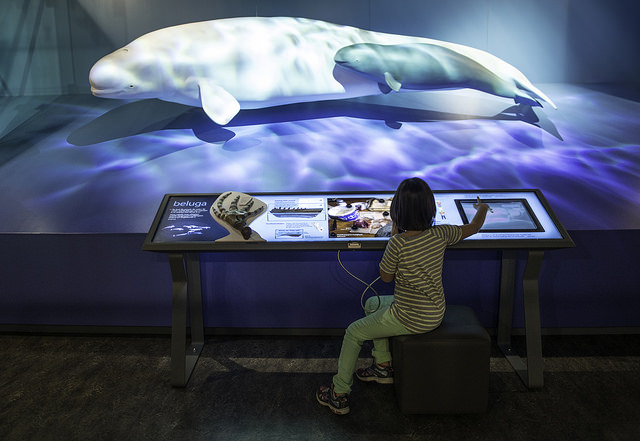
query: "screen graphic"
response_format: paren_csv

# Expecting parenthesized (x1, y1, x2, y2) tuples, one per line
(151, 196, 226, 243)
(455, 199, 543, 232)
(217, 194, 395, 244)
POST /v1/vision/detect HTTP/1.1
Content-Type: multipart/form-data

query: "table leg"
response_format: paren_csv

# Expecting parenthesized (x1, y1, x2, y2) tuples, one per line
(497, 249, 545, 389)
(168, 252, 204, 387)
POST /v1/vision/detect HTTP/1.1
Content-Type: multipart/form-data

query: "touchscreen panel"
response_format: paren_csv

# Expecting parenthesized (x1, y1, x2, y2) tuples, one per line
(145, 189, 571, 250)
(248, 194, 393, 242)
(455, 199, 544, 232)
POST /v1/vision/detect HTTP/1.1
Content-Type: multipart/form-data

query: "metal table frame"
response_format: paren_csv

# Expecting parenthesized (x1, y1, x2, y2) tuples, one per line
(168, 252, 204, 387)
(144, 189, 572, 388)
(166, 248, 548, 389)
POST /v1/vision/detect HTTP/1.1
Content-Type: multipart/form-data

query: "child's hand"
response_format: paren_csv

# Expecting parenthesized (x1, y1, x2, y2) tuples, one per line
(461, 197, 492, 239)
(473, 197, 493, 213)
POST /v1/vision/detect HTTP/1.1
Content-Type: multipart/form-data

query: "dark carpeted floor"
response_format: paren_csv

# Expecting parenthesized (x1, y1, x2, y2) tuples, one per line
(1, 333, 639, 441)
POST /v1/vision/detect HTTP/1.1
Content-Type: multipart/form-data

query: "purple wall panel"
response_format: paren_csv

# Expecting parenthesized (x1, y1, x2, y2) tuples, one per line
(1, 230, 638, 330)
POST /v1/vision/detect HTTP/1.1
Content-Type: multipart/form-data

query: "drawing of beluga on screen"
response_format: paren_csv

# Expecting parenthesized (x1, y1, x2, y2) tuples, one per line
(89, 16, 556, 126)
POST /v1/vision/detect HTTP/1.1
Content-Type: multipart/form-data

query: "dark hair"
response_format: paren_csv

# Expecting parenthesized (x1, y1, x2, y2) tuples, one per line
(390, 177, 436, 232)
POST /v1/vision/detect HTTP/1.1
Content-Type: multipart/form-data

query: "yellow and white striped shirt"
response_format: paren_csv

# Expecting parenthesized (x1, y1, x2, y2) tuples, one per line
(379, 225, 462, 333)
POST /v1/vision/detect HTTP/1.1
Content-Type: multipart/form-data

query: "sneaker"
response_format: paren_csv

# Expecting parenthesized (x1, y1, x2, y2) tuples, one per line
(316, 384, 350, 415)
(356, 362, 394, 384)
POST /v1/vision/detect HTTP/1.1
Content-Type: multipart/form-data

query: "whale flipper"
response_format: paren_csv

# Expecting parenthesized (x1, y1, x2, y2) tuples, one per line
(384, 72, 402, 92)
(199, 80, 241, 125)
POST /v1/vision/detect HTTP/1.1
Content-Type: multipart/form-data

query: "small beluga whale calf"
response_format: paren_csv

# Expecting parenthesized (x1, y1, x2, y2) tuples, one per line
(89, 16, 556, 126)
(334, 43, 556, 109)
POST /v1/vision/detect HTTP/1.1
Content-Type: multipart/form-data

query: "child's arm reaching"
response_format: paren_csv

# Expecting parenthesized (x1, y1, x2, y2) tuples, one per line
(380, 227, 398, 283)
(460, 197, 491, 239)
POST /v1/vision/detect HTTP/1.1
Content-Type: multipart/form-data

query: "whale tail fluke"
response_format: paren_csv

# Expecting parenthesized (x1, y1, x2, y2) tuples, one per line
(515, 80, 557, 110)
(514, 93, 542, 108)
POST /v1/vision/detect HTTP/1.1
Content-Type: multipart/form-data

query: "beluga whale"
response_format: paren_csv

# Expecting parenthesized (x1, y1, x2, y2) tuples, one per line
(334, 43, 556, 108)
(89, 16, 556, 126)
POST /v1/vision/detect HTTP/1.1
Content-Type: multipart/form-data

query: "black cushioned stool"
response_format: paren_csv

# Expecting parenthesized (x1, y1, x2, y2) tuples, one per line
(391, 305, 490, 414)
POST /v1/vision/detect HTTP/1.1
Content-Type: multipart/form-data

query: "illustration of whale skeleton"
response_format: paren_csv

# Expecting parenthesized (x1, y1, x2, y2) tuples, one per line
(89, 16, 556, 126)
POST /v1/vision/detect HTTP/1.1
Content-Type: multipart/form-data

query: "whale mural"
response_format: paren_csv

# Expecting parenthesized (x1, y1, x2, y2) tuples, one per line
(89, 16, 556, 126)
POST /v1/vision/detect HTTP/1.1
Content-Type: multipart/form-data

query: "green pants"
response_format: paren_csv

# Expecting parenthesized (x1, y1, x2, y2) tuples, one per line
(332, 295, 412, 394)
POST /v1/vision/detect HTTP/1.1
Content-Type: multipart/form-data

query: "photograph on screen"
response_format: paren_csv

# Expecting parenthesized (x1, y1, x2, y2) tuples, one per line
(455, 199, 544, 232)
(327, 197, 393, 238)
(266, 197, 325, 222)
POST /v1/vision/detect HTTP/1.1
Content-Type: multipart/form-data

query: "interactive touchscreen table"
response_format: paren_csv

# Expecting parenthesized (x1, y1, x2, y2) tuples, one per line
(143, 189, 574, 388)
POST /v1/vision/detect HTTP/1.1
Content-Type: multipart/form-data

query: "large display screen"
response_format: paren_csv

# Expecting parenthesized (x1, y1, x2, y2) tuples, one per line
(2, 84, 639, 234)
(143, 189, 573, 251)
